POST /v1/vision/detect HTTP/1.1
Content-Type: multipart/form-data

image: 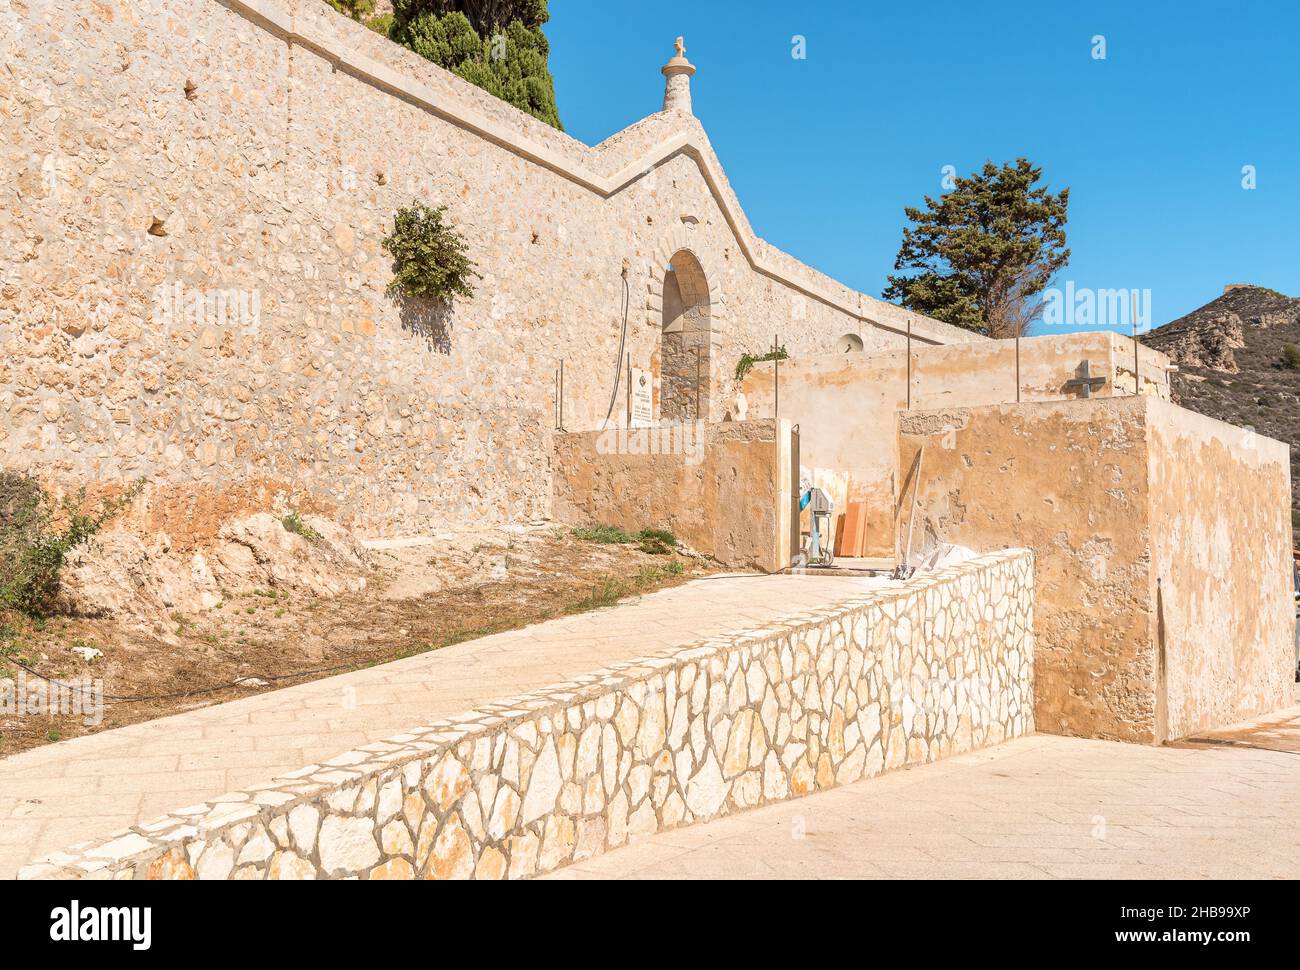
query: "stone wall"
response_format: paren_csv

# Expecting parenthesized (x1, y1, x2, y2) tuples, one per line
(551, 419, 796, 572)
(0, 0, 981, 544)
(19, 549, 1035, 880)
(896, 397, 1292, 742)
(741, 332, 1171, 558)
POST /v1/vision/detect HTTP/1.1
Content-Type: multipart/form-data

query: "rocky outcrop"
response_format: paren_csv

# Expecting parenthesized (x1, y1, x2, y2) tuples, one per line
(1143, 285, 1300, 529)
(1145, 285, 1300, 374)
(57, 513, 370, 622)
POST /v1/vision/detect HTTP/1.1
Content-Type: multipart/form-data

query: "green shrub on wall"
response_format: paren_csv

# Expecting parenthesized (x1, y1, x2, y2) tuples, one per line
(389, 1, 562, 130)
(382, 203, 481, 302)
(735, 345, 789, 381)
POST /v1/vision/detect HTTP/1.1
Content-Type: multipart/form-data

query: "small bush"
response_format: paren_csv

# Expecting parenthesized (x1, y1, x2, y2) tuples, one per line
(325, 0, 390, 33)
(326, 0, 373, 18)
(634, 528, 677, 555)
(1283, 344, 1300, 370)
(281, 511, 321, 544)
(571, 525, 634, 544)
(382, 203, 481, 302)
(571, 525, 678, 555)
(564, 560, 688, 615)
(0, 474, 143, 616)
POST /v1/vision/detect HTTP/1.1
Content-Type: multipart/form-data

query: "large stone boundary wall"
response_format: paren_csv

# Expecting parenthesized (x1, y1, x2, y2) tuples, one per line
(741, 332, 1172, 559)
(20, 550, 1035, 880)
(551, 419, 797, 572)
(0, 0, 980, 544)
(896, 398, 1292, 743)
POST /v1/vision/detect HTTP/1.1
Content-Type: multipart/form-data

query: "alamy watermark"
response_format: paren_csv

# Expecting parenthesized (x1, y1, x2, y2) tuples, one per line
(152, 281, 262, 335)
(50, 901, 151, 950)
(1, 672, 104, 726)
(596, 421, 705, 466)
(1041, 282, 1152, 332)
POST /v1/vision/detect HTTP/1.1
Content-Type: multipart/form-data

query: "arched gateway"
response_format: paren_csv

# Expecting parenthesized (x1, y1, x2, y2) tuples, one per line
(647, 228, 724, 422)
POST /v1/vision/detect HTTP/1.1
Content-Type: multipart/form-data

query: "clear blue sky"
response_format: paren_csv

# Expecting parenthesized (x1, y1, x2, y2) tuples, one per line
(545, 0, 1300, 333)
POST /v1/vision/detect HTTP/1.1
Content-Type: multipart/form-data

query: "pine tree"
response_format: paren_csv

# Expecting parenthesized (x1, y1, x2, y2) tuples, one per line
(883, 159, 1069, 338)
(390, 1, 562, 130)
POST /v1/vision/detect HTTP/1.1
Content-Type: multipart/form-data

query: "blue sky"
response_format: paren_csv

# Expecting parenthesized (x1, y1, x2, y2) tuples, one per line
(545, 0, 1300, 333)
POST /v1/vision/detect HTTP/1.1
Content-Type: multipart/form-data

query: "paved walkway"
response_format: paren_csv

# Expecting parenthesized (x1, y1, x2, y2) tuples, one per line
(543, 716, 1300, 880)
(0, 573, 890, 878)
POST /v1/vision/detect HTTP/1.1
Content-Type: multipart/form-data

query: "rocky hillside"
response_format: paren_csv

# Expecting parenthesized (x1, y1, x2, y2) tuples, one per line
(1142, 285, 1300, 534)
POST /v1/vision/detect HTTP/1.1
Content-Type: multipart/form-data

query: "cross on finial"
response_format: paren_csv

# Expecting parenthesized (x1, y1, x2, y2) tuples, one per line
(675, 36, 686, 57)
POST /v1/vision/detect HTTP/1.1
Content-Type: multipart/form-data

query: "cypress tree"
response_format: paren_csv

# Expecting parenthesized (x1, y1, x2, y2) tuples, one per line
(390, 1, 562, 130)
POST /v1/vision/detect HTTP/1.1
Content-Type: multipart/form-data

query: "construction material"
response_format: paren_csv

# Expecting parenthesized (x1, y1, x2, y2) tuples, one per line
(893, 445, 925, 580)
(835, 500, 868, 558)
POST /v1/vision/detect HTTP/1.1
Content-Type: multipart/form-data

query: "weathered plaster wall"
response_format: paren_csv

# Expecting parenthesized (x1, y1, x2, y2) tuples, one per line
(897, 399, 1156, 741)
(20, 550, 1035, 880)
(896, 397, 1292, 742)
(1144, 398, 1294, 739)
(742, 332, 1171, 558)
(0, 0, 979, 542)
(551, 420, 794, 572)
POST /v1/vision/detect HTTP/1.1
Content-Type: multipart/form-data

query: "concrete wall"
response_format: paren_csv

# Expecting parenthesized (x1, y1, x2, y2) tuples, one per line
(0, 0, 979, 545)
(20, 550, 1035, 880)
(741, 332, 1170, 558)
(1144, 398, 1295, 739)
(551, 420, 795, 572)
(896, 397, 1292, 742)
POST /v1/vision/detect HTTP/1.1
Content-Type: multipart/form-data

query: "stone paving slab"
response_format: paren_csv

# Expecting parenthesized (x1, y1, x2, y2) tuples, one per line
(542, 721, 1300, 880)
(0, 573, 891, 879)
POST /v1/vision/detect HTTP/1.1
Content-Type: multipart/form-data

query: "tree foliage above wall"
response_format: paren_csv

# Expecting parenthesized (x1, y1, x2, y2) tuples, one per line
(325, 0, 393, 34)
(388, 1, 563, 130)
(883, 159, 1070, 339)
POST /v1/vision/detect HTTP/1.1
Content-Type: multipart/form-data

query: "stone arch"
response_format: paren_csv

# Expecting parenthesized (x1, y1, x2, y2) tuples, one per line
(647, 226, 724, 421)
(837, 333, 865, 353)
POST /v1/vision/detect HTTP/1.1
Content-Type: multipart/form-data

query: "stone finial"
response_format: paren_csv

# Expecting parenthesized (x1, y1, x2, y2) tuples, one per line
(661, 36, 697, 115)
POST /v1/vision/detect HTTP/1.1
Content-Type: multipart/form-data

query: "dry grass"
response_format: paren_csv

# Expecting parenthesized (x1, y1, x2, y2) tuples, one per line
(0, 528, 717, 758)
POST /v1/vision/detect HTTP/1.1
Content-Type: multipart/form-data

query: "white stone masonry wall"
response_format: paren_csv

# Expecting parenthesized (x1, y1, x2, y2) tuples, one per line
(21, 550, 1034, 880)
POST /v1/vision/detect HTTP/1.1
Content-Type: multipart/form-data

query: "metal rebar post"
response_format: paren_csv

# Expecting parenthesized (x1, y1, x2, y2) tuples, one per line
(906, 319, 913, 411)
(773, 333, 780, 419)
(1016, 334, 1022, 403)
(1132, 291, 1140, 396)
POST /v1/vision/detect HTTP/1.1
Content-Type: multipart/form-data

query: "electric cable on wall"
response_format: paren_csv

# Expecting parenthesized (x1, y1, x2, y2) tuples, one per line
(601, 265, 632, 430)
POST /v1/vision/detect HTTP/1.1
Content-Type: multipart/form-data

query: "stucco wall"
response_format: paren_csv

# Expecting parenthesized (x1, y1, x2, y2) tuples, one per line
(552, 420, 795, 572)
(896, 397, 1292, 742)
(0, 0, 979, 543)
(1144, 398, 1294, 739)
(20, 549, 1035, 880)
(742, 332, 1171, 558)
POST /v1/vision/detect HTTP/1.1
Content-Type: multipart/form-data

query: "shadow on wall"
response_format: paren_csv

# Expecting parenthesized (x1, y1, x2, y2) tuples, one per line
(391, 293, 454, 355)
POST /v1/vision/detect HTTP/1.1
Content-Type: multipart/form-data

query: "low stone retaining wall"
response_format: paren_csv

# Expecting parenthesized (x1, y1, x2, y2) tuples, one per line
(21, 550, 1034, 880)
